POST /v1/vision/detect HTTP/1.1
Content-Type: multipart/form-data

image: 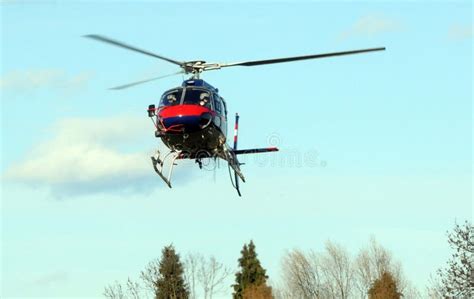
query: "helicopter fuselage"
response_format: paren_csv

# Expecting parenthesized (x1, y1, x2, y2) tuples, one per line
(149, 79, 229, 158)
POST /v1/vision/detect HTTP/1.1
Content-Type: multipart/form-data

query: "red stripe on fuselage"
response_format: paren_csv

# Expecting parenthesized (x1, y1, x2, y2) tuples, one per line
(158, 104, 213, 118)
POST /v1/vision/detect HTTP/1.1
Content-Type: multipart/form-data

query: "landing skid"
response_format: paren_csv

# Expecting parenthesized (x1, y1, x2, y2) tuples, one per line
(227, 161, 244, 197)
(151, 150, 180, 188)
(224, 146, 245, 197)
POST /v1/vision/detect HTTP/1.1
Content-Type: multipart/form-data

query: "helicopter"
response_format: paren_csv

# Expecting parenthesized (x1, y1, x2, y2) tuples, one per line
(85, 34, 385, 196)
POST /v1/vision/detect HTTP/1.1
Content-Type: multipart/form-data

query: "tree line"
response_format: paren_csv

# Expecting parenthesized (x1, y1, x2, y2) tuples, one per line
(104, 222, 473, 298)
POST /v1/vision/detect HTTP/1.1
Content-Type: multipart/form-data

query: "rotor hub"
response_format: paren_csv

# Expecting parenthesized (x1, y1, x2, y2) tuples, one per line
(183, 61, 206, 74)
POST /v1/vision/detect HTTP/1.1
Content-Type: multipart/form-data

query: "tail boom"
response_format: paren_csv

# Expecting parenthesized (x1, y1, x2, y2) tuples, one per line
(233, 147, 279, 155)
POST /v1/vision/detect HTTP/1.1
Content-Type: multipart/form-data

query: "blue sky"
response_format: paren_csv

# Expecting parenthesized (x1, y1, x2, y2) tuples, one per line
(1, 0, 472, 298)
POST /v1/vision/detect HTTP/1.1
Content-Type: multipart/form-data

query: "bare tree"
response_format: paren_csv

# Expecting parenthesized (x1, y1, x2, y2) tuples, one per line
(403, 283, 422, 299)
(197, 255, 232, 299)
(354, 237, 407, 298)
(104, 281, 125, 299)
(281, 249, 326, 298)
(426, 274, 444, 299)
(320, 241, 354, 299)
(281, 242, 354, 299)
(126, 278, 142, 299)
(140, 258, 161, 294)
(280, 238, 416, 299)
(184, 253, 231, 299)
(103, 278, 148, 299)
(354, 245, 377, 296)
(184, 253, 203, 299)
(269, 280, 292, 299)
(105, 251, 231, 299)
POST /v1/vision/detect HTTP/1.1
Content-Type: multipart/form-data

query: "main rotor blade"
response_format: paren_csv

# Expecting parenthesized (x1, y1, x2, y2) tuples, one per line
(109, 71, 184, 90)
(219, 47, 385, 68)
(84, 34, 184, 66)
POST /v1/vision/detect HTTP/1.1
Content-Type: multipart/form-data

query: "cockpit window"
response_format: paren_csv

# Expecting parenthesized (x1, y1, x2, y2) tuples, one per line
(213, 94, 222, 114)
(160, 89, 182, 107)
(183, 88, 211, 108)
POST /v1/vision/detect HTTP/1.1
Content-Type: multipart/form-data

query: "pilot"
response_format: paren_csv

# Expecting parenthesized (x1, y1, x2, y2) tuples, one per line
(167, 94, 177, 105)
(199, 92, 209, 106)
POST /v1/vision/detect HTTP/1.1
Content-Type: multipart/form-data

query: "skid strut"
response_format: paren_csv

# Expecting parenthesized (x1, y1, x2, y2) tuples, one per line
(229, 113, 244, 196)
(151, 150, 180, 188)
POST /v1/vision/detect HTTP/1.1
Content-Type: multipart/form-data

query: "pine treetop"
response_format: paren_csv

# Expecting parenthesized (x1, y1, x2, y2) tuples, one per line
(233, 240, 270, 299)
(155, 245, 189, 299)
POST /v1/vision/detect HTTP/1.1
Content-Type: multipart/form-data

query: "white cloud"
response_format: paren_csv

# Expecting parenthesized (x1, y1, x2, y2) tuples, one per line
(0, 69, 93, 92)
(339, 14, 401, 40)
(30, 272, 69, 287)
(448, 24, 473, 41)
(4, 116, 164, 197)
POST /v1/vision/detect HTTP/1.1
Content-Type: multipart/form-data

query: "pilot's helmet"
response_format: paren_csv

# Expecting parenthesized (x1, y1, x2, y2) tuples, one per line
(199, 92, 209, 106)
(167, 94, 177, 103)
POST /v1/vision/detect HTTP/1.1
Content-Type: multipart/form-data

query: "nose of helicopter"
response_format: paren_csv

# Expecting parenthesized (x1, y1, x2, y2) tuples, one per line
(158, 105, 213, 132)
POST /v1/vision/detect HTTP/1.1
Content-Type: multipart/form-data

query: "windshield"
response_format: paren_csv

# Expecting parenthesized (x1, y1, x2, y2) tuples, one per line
(160, 89, 183, 107)
(183, 88, 211, 108)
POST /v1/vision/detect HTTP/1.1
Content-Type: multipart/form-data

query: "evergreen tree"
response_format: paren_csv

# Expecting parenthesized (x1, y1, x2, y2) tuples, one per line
(232, 240, 271, 299)
(242, 283, 273, 299)
(368, 271, 401, 299)
(437, 221, 474, 298)
(153, 245, 189, 299)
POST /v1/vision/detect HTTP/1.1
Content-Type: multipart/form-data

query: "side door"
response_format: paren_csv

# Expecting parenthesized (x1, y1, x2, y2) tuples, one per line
(212, 93, 227, 135)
